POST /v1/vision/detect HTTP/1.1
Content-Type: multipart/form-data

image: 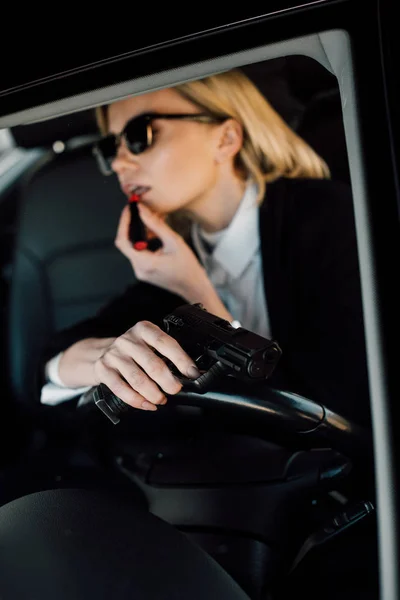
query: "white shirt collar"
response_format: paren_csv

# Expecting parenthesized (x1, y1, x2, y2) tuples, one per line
(191, 180, 260, 279)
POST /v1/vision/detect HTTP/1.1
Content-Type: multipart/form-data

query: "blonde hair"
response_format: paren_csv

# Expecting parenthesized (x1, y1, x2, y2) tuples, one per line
(95, 68, 330, 205)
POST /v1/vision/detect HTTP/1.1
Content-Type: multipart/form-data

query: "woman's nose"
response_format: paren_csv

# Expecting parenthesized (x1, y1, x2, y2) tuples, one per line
(111, 141, 139, 174)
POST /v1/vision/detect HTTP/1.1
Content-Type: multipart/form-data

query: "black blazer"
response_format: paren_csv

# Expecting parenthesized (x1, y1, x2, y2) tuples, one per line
(38, 177, 370, 426)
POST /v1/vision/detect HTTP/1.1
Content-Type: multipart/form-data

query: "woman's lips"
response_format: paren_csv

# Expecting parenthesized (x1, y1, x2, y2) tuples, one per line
(122, 184, 151, 197)
(133, 186, 151, 196)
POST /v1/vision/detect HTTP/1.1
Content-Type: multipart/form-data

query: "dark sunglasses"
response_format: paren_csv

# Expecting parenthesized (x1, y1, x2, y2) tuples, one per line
(92, 111, 228, 175)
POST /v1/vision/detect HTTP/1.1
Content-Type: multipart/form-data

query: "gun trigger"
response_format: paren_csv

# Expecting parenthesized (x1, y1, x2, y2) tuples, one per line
(175, 374, 197, 387)
(174, 361, 228, 394)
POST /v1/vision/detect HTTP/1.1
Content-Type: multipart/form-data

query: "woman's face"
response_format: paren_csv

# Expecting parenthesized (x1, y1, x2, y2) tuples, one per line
(107, 88, 226, 216)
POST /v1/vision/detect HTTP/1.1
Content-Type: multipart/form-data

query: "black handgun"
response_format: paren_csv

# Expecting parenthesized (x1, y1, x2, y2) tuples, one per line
(162, 303, 282, 392)
(82, 303, 282, 424)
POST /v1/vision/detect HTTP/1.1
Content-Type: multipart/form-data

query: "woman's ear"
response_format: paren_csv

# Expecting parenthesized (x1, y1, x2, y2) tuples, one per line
(214, 119, 243, 164)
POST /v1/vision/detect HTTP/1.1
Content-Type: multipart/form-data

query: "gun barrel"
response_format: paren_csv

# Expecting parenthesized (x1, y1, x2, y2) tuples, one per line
(163, 303, 282, 382)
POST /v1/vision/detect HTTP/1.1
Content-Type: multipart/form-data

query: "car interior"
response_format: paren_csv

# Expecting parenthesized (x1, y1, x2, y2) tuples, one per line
(0, 38, 382, 600)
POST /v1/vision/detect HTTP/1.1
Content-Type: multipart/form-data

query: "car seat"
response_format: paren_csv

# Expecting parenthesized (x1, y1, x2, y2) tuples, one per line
(296, 87, 351, 185)
(7, 110, 134, 410)
(283, 55, 351, 185)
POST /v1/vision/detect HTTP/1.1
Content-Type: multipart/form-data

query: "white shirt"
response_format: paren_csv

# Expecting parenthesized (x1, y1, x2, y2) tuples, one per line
(40, 180, 271, 405)
(191, 180, 271, 338)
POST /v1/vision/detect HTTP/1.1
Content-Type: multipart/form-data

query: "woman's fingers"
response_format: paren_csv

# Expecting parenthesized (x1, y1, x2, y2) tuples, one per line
(114, 205, 131, 255)
(94, 321, 200, 411)
(114, 325, 197, 397)
(115, 351, 172, 404)
(137, 203, 178, 248)
(131, 321, 201, 380)
(95, 361, 158, 411)
(115, 204, 166, 264)
(131, 344, 183, 395)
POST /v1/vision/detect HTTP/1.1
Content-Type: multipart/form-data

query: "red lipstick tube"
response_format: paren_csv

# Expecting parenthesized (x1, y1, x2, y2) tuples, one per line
(128, 194, 148, 250)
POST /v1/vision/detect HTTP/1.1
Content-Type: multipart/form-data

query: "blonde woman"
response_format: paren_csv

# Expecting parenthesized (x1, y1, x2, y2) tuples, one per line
(39, 68, 369, 426)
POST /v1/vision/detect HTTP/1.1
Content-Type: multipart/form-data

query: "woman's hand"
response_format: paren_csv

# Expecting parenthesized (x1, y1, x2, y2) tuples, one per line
(115, 203, 210, 300)
(115, 203, 236, 322)
(92, 320, 201, 411)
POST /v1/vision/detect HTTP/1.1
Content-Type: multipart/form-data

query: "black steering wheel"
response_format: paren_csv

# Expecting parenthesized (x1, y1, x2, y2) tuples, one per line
(81, 376, 372, 461)
(0, 380, 372, 599)
(172, 378, 371, 458)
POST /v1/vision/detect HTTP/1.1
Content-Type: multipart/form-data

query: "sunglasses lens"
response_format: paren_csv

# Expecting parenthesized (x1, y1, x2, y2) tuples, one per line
(124, 116, 150, 154)
(93, 115, 153, 174)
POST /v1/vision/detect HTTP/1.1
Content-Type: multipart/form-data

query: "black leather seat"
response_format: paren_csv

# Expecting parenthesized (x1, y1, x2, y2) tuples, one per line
(8, 111, 134, 409)
(296, 89, 351, 185)
(0, 487, 250, 599)
(284, 55, 351, 185)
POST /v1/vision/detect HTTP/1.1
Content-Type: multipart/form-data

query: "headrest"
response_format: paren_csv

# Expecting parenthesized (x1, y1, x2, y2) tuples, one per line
(242, 55, 337, 117)
(241, 59, 304, 127)
(10, 108, 99, 149)
(283, 55, 338, 103)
